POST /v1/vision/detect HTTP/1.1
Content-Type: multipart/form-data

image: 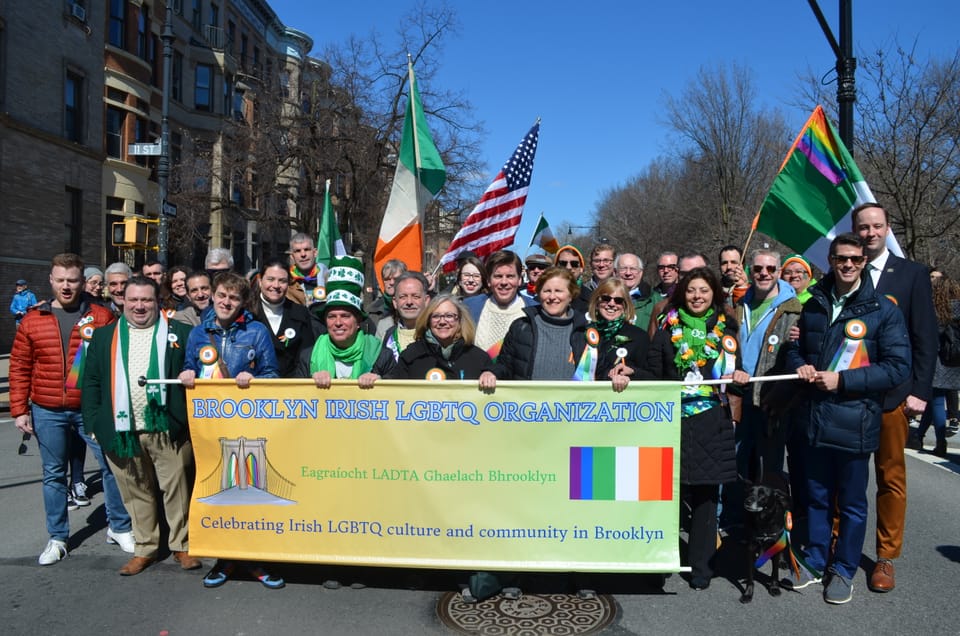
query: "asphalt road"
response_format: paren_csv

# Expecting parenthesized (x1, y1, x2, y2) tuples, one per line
(1, 414, 958, 636)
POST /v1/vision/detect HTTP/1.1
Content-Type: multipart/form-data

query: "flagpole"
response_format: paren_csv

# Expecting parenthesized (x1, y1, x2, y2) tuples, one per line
(405, 55, 425, 266)
(527, 212, 545, 248)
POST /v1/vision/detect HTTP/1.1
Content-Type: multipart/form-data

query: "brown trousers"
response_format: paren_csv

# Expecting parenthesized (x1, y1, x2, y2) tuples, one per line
(106, 432, 194, 558)
(874, 405, 908, 559)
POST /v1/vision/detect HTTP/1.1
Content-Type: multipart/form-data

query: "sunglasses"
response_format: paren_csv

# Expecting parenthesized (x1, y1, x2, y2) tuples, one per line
(831, 254, 866, 265)
(657, 264, 679, 271)
(557, 259, 580, 268)
(525, 263, 547, 271)
(752, 265, 778, 274)
(599, 295, 626, 307)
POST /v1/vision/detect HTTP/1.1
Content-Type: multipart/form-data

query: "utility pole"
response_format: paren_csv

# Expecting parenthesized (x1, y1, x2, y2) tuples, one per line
(157, 1, 175, 265)
(807, 0, 856, 153)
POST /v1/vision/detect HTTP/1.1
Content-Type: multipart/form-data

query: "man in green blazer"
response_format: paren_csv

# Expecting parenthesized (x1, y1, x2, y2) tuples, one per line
(82, 275, 201, 576)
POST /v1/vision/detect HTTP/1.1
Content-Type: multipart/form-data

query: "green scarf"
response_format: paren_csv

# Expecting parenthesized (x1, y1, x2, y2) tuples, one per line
(310, 332, 381, 379)
(593, 317, 625, 345)
(672, 307, 714, 374)
(111, 315, 170, 458)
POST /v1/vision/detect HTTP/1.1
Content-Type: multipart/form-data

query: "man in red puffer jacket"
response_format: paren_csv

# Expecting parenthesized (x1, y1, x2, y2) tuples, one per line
(11, 253, 134, 565)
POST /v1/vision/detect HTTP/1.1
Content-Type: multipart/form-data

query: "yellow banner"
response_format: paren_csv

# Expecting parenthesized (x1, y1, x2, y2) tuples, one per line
(187, 380, 683, 572)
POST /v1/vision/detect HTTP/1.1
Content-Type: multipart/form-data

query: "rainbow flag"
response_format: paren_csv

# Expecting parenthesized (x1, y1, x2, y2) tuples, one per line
(569, 446, 673, 501)
(754, 106, 901, 269)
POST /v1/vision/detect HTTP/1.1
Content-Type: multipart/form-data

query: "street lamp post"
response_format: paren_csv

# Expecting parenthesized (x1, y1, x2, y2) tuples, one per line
(156, 1, 175, 265)
(807, 0, 856, 152)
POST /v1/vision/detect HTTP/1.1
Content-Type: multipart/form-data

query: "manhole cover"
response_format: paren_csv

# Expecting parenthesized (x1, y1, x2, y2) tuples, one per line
(437, 591, 617, 635)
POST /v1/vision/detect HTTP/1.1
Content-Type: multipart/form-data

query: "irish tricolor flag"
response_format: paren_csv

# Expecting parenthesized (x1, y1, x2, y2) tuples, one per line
(316, 179, 346, 269)
(374, 60, 446, 286)
(755, 105, 901, 269)
(529, 213, 560, 254)
(569, 446, 673, 502)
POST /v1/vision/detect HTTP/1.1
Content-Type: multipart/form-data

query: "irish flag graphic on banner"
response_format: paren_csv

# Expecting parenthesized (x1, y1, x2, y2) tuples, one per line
(569, 446, 673, 502)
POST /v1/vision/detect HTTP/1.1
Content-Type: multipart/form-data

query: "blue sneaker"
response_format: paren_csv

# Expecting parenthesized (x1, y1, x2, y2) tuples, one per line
(781, 564, 821, 590)
(823, 570, 853, 604)
(249, 564, 285, 590)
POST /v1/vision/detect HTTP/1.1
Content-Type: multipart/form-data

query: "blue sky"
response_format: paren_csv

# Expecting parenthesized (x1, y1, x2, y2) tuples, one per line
(270, 0, 959, 254)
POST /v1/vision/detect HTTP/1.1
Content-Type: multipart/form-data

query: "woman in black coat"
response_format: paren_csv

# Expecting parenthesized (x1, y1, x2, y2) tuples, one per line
(480, 268, 586, 387)
(648, 267, 740, 590)
(585, 278, 656, 390)
(384, 295, 493, 381)
(250, 259, 319, 378)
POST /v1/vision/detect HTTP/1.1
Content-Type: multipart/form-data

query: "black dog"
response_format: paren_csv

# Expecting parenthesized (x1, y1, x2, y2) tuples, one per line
(740, 482, 791, 603)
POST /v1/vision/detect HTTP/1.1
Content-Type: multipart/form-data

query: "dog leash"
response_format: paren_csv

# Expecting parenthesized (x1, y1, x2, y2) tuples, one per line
(753, 511, 822, 579)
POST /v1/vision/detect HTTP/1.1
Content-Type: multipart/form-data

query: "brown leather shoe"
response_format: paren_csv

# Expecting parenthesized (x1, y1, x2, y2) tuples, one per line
(119, 556, 155, 576)
(869, 558, 896, 592)
(172, 551, 202, 570)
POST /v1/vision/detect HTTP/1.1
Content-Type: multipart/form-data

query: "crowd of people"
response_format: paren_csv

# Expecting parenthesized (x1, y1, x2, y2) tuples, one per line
(8, 202, 951, 604)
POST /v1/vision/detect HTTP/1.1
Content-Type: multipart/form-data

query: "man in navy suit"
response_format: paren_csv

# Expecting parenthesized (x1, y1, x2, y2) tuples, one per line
(853, 203, 937, 593)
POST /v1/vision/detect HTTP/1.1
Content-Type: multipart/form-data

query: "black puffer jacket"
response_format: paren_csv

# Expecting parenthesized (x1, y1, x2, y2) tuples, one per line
(594, 322, 656, 382)
(648, 311, 739, 485)
(386, 338, 493, 380)
(492, 306, 587, 380)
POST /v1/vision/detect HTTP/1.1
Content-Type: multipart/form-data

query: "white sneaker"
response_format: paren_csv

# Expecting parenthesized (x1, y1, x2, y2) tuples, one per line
(106, 529, 136, 553)
(39, 539, 68, 565)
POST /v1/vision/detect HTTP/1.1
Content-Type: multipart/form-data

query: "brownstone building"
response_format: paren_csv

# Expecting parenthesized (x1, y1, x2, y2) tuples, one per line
(0, 0, 105, 351)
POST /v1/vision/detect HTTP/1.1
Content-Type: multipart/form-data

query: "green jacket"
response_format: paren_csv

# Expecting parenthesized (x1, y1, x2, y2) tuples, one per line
(81, 318, 192, 456)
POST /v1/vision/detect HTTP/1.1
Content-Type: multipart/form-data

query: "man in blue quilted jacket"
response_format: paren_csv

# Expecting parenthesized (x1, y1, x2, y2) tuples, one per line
(781, 233, 910, 605)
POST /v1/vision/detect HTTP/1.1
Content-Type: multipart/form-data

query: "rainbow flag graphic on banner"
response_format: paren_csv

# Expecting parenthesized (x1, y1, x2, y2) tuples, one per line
(569, 446, 673, 501)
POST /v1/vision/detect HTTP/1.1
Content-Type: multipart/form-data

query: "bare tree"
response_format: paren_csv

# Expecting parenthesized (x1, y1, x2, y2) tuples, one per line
(796, 41, 960, 269)
(592, 64, 788, 264)
(661, 63, 788, 248)
(320, 1, 485, 255)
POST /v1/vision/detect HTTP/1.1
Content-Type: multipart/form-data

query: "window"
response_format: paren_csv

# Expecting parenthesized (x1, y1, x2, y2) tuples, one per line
(223, 73, 232, 116)
(65, 188, 83, 253)
(233, 89, 245, 121)
(240, 34, 248, 70)
(192, 0, 202, 31)
(278, 71, 289, 98)
(106, 196, 125, 212)
(172, 51, 183, 101)
(136, 5, 149, 59)
(109, 0, 125, 48)
(210, 3, 219, 26)
(106, 106, 124, 158)
(65, 72, 83, 142)
(227, 20, 235, 54)
(253, 46, 260, 75)
(194, 64, 212, 111)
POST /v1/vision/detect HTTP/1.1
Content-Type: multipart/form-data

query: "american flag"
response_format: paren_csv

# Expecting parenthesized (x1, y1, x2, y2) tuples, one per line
(439, 122, 540, 272)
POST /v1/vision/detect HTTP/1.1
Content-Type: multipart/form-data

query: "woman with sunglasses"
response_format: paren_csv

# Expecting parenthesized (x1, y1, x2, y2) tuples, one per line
(553, 245, 585, 285)
(480, 267, 586, 386)
(382, 295, 492, 381)
(648, 266, 739, 591)
(583, 278, 655, 391)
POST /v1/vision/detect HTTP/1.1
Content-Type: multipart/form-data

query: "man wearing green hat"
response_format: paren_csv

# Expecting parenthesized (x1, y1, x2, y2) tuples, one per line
(299, 255, 382, 387)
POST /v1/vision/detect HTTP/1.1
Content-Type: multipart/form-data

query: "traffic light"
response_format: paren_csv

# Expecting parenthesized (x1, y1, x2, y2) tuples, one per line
(111, 218, 158, 246)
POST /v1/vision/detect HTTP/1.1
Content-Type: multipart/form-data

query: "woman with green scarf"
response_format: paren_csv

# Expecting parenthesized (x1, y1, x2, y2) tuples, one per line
(648, 266, 740, 591)
(581, 277, 656, 390)
(298, 256, 381, 387)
